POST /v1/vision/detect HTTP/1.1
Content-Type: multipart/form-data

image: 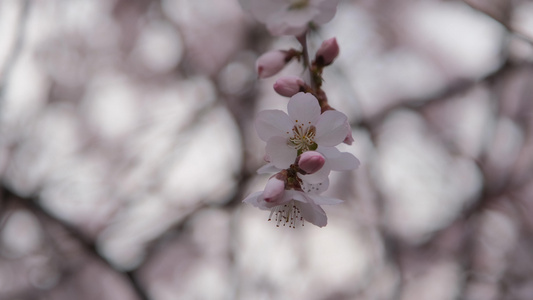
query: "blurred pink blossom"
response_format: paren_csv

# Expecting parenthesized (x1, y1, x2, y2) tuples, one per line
(239, 0, 340, 36)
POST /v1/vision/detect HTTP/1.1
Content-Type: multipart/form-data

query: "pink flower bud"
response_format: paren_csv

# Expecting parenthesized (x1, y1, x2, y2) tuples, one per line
(273, 76, 306, 97)
(315, 37, 339, 66)
(263, 177, 285, 203)
(256, 50, 288, 78)
(298, 151, 325, 175)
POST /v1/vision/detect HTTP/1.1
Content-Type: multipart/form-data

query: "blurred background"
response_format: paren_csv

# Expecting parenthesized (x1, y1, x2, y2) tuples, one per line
(0, 0, 532, 299)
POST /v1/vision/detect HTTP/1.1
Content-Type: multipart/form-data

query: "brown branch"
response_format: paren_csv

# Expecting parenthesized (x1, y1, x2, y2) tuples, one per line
(356, 58, 526, 131)
(0, 184, 151, 300)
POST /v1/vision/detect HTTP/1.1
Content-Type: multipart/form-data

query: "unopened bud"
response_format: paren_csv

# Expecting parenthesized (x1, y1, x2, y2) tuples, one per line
(297, 151, 325, 175)
(263, 176, 286, 203)
(315, 37, 339, 66)
(273, 76, 306, 97)
(256, 50, 289, 78)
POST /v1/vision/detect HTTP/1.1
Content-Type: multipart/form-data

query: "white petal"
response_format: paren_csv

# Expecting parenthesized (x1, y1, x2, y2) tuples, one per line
(299, 201, 327, 227)
(267, 21, 308, 36)
(314, 110, 348, 146)
(301, 178, 330, 194)
(284, 190, 305, 203)
(317, 146, 359, 171)
(265, 6, 318, 36)
(299, 165, 330, 184)
(312, 0, 340, 24)
(255, 110, 293, 142)
(280, 8, 318, 27)
(257, 163, 280, 174)
(316, 145, 340, 157)
(266, 136, 297, 168)
(287, 92, 321, 125)
(308, 194, 343, 205)
(248, 0, 287, 22)
(329, 152, 360, 171)
(289, 190, 308, 203)
(243, 191, 270, 210)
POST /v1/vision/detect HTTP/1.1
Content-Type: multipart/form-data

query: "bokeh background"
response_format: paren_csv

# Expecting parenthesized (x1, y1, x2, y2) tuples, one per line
(1, 0, 532, 299)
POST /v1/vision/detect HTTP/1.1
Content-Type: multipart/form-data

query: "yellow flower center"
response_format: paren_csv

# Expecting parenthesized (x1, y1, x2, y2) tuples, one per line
(288, 121, 317, 155)
(289, 0, 310, 10)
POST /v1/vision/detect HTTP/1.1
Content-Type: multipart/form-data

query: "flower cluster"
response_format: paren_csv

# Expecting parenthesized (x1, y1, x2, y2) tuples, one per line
(240, 0, 359, 228)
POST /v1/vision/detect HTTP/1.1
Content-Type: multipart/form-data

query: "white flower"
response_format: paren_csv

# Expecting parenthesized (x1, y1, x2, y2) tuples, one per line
(255, 92, 351, 170)
(239, 0, 340, 36)
(243, 179, 341, 227)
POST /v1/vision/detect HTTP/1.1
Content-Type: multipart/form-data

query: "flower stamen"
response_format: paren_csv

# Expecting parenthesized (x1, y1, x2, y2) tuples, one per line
(288, 124, 317, 154)
(288, 0, 310, 10)
(268, 200, 304, 228)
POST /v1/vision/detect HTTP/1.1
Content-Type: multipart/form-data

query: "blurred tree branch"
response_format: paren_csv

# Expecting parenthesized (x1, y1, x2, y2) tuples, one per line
(0, 0, 531, 298)
(0, 184, 150, 300)
(463, 0, 533, 46)
(0, 0, 30, 102)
